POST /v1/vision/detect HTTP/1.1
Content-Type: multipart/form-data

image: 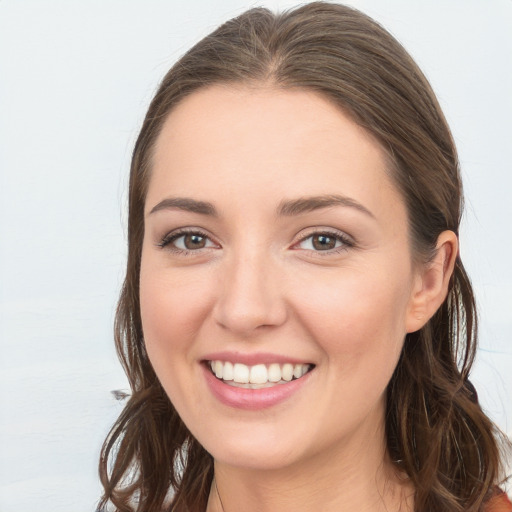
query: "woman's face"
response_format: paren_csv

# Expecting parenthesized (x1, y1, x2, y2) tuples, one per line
(140, 86, 424, 471)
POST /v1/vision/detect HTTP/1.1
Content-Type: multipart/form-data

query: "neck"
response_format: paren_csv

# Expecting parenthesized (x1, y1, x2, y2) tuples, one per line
(207, 419, 414, 512)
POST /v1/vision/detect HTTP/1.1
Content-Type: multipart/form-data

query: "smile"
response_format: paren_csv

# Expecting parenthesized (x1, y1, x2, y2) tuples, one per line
(208, 360, 313, 389)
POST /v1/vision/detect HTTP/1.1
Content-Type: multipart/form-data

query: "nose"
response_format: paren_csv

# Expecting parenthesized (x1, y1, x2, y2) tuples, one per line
(212, 250, 288, 336)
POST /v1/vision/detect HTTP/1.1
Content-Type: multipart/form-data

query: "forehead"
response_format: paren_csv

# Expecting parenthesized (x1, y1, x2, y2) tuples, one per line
(148, 85, 402, 221)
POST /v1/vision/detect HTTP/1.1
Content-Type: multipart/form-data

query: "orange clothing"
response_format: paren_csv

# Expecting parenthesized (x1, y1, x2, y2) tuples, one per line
(486, 490, 512, 512)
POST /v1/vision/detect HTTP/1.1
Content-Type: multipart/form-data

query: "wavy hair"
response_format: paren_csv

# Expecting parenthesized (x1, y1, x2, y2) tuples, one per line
(98, 3, 508, 511)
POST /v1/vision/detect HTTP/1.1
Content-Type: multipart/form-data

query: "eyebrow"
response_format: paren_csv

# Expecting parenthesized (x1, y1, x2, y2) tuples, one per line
(148, 194, 374, 219)
(149, 197, 217, 216)
(278, 194, 375, 218)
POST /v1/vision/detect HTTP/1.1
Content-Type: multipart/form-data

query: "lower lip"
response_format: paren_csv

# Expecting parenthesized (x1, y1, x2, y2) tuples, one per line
(202, 364, 312, 411)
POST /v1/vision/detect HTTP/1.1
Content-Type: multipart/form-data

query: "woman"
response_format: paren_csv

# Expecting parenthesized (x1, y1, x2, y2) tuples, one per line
(98, 3, 511, 511)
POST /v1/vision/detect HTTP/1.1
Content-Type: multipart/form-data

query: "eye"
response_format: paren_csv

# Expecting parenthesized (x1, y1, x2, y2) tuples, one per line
(294, 230, 353, 253)
(174, 233, 211, 250)
(301, 233, 340, 251)
(158, 229, 218, 252)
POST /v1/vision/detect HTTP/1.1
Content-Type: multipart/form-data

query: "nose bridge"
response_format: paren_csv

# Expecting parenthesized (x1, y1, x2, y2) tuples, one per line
(214, 241, 286, 334)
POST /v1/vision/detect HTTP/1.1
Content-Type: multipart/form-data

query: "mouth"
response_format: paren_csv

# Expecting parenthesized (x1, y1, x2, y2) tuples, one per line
(205, 360, 315, 389)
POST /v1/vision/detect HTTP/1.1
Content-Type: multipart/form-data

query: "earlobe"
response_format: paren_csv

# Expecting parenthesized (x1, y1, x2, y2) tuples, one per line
(405, 230, 458, 333)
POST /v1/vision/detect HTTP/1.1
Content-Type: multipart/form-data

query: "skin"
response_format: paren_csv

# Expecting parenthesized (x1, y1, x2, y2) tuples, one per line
(139, 85, 457, 512)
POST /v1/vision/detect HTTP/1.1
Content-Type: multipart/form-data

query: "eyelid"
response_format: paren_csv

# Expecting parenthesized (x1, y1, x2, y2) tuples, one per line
(291, 227, 355, 253)
(157, 227, 220, 253)
(156, 226, 354, 255)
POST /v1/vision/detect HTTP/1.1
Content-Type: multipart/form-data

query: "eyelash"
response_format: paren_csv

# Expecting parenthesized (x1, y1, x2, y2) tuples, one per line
(292, 229, 355, 256)
(157, 228, 216, 255)
(157, 228, 354, 256)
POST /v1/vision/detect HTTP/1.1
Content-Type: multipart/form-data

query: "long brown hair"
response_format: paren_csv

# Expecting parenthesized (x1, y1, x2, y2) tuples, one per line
(98, 3, 508, 511)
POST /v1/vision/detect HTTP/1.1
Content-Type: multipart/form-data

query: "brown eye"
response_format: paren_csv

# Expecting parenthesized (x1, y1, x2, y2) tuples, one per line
(312, 234, 337, 250)
(295, 231, 351, 253)
(182, 233, 207, 249)
(161, 231, 216, 251)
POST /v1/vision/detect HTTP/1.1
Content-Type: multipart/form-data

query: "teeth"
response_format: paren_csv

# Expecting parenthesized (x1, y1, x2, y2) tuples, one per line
(282, 363, 293, 382)
(233, 363, 249, 384)
(214, 360, 223, 379)
(249, 364, 268, 384)
(268, 363, 281, 383)
(223, 361, 234, 381)
(208, 360, 312, 385)
(293, 364, 304, 379)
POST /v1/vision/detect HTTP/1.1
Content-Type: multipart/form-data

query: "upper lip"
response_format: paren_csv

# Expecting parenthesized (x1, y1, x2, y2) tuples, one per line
(201, 351, 314, 366)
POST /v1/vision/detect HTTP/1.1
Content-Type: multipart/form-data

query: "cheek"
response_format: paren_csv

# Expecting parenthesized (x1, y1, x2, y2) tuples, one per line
(141, 272, 207, 345)
(139, 259, 218, 420)
(139, 254, 216, 371)
(294, 266, 411, 367)
(295, 270, 411, 430)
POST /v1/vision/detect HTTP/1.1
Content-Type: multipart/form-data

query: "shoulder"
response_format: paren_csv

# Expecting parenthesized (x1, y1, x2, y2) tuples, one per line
(485, 490, 512, 512)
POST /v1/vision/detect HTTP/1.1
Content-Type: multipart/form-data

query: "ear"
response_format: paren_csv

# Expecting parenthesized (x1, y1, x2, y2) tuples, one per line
(405, 230, 458, 333)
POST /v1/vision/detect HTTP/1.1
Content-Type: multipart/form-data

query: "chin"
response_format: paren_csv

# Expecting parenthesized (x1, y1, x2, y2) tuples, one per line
(208, 437, 304, 472)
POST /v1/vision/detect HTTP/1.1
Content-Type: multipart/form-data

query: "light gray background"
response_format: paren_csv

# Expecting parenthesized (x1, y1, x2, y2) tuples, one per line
(1, 1, 510, 510)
